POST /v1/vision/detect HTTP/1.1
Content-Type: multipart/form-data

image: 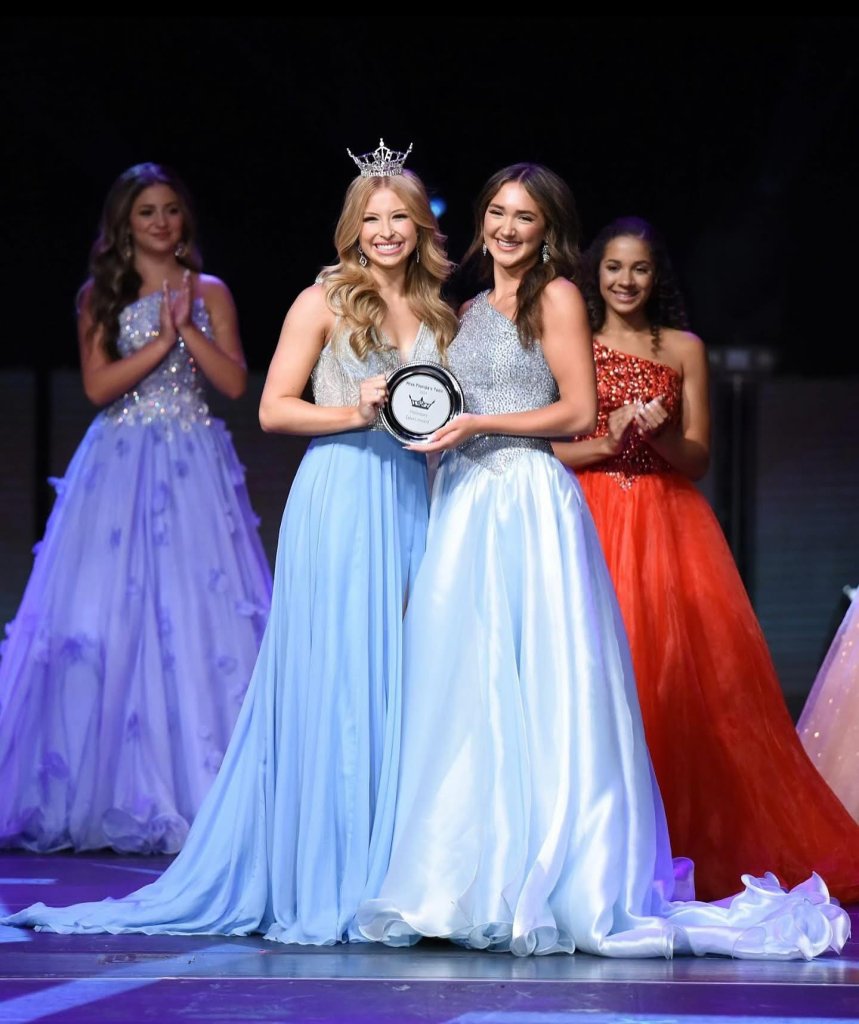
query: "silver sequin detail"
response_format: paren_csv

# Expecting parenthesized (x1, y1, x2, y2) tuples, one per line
(106, 293, 213, 430)
(447, 291, 557, 474)
(311, 321, 440, 431)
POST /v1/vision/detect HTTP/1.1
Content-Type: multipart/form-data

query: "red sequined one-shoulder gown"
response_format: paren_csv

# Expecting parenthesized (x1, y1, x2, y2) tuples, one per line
(573, 341, 859, 903)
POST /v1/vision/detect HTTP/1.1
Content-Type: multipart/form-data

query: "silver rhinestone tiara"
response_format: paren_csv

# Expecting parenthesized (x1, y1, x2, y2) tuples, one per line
(347, 137, 413, 178)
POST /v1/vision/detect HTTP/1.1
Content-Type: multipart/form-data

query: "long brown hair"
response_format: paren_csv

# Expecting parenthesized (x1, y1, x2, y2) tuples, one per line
(317, 171, 458, 359)
(462, 163, 581, 347)
(81, 162, 202, 359)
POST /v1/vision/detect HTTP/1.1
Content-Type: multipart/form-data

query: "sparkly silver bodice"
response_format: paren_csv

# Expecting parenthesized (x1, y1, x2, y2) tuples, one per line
(105, 292, 212, 428)
(311, 320, 440, 429)
(449, 291, 558, 472)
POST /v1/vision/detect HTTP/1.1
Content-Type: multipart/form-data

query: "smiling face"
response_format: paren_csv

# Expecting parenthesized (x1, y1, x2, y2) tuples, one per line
(128, 183, 185, 257)
(598, 235, 655, 319)
(482, 181, 546, 273)
(358, 185, 418, 268)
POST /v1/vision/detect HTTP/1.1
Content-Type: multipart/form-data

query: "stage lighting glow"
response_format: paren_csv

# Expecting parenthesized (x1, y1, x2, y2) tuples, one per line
(430, 197, 447, 218)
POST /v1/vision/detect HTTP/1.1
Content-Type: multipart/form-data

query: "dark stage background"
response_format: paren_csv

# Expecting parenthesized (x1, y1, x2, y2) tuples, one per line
(2, 16, 858, 711)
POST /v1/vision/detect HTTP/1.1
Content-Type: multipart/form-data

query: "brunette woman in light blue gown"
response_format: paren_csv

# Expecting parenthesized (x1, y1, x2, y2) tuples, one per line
(3, 142, 458, 944)
(0, 163, 272, 855)
(355, 164, 849, 960)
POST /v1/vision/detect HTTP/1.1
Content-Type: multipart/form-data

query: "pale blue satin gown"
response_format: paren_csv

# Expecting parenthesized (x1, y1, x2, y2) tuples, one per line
(3, 322, 441, 946)
(356, 292, 849, 959)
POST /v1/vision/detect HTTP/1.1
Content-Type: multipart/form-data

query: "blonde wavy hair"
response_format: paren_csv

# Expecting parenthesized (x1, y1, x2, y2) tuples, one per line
(317, 172, 458, 360)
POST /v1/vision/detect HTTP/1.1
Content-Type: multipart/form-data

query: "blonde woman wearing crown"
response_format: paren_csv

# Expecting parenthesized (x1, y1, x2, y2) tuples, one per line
(3, 141, 458, 946)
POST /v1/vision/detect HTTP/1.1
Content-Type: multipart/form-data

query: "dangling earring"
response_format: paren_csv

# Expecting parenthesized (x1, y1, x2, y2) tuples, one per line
(124, 235, 133, 260)
(175, 241, 188, 259)
(541, 242, 550, 264)
(481, 243, 487, 256)
(414, 247, 421, 264)
(357, 246, 368, 268)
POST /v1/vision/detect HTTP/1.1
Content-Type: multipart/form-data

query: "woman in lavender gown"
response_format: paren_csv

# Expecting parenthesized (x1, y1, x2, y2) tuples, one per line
(0, 163, 272, 854)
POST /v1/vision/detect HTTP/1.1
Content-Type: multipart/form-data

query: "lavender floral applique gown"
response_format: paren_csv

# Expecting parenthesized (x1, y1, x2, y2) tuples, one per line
(0, 292, 272, 854)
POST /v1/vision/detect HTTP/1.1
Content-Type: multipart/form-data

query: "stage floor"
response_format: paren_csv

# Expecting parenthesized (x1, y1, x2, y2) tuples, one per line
(0, 852, 856, 1023)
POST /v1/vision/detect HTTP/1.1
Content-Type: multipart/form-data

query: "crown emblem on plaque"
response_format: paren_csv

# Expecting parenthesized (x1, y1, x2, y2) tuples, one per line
(347, 138, 413, 178)
(409, 394, 435, 410)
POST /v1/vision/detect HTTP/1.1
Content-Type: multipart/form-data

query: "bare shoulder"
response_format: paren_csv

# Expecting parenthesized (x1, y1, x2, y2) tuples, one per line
(76, 278, 95, 314)
(660, 328, 707, 382)
(76, 279, 97, 341)
(457, 296, 476, 317)
(661, 327, 706, 368)
(541, 276, 585, 312)
(540, 277, 587, 329)
(195, 273, 232, 301)
(289, 282, 335, 317)
(192, 276, 236, 324)
(280, 283, 338, 340)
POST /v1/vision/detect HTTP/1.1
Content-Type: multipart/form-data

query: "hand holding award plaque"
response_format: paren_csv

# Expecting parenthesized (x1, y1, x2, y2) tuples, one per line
(379, 362, 464, 444)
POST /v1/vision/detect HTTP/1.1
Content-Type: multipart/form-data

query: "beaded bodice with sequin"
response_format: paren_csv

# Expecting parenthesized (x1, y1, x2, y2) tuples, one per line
(311, 320, 439, 430)
(584, 341, 683, 488)
(105, 292, 213, 428)
(447, 291, 558, 474)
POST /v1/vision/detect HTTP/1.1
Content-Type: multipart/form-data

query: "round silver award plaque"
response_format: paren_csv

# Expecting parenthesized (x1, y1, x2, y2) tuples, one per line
(379, 361, 464, 444)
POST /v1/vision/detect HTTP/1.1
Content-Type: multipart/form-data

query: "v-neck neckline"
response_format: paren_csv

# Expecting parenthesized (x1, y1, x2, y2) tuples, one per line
(382, 322, 425, 363)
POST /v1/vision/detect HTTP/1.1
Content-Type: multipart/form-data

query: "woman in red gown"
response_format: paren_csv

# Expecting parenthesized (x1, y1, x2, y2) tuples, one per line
(553, 216, 859, 902)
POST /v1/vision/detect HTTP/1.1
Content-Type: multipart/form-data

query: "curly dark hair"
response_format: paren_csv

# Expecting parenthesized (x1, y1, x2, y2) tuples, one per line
(582, 216, 689, 337)
(461, 163, 582, 347)
(80, 162, 202, 359)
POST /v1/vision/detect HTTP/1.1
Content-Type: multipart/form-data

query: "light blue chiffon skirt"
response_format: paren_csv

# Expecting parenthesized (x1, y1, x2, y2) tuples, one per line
(4, 430, 429, 945)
